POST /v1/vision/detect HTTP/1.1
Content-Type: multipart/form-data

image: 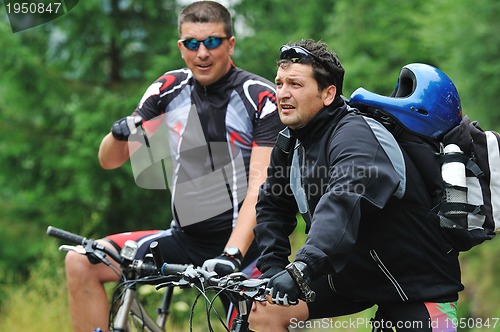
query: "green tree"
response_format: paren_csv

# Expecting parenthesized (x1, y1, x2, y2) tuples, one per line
(418, 0, 500, 129)
(232, 0, 337, 81)
(2, 0, 500, 329)
(0, 0, 183, 279)
(322, 0, 438, 97)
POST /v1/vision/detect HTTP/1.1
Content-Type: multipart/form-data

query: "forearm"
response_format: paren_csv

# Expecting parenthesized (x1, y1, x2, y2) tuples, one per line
(224, 146, 272, 256)
(225, 199, 256, 257)
(98, 133, 140, 169)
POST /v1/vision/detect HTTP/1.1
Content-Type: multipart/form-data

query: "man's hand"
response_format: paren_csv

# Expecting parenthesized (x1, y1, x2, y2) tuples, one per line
(202, 254, 240, 277)
(111, 116, 143, 141)
(265, 269, 301, 305)
(259, 266, 285, 279)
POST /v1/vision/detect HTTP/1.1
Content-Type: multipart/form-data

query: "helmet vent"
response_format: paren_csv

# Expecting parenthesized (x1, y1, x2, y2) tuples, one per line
(393, 68, 416, 98)
(414, 108, 429, 116)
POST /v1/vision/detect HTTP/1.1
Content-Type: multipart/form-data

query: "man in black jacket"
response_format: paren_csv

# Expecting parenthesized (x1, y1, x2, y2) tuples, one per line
(249, 39, 463, 332)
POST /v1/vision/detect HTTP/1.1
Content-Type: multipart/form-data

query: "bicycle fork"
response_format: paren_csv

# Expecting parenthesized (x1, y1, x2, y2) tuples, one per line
(112, 287, 135, 331)
(155, 285, 173, 328)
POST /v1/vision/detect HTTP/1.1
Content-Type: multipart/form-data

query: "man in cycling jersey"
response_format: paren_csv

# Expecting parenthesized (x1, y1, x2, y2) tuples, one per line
(64, 2, 282, 331)
(249, 39, 463, 331)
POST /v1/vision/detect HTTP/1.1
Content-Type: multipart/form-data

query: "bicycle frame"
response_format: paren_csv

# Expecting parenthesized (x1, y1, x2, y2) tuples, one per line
(47, 226, 173, 332)
(48, 226, 249, 331)
(112, 286, 162, 332)
(109, 282, 176, 332)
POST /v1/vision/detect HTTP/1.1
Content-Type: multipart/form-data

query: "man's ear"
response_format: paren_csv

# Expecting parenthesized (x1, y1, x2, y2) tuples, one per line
(323, 85, 337, 107)
(228, 36, 236, 56)
(177, 40, 185, 60)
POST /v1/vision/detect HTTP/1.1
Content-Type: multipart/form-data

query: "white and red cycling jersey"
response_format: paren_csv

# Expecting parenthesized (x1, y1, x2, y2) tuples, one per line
(131, 64, 283, 236)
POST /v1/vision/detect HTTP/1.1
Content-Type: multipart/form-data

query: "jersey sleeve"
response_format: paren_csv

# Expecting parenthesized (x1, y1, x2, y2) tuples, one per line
(254, 108, 283, 147)
(250, 83, 284, 147)
(132, 70, 190, 120)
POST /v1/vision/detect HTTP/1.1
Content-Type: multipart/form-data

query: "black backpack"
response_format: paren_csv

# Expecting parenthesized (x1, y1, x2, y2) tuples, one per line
(353, 106, 500, 251)
(438, 115, 500, 250)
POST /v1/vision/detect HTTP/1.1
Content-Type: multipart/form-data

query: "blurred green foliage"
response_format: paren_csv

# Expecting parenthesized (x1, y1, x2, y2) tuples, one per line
(1, 0, 500, 330)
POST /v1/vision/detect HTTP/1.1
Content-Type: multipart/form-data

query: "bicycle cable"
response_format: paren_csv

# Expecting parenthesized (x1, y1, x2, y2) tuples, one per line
(188, 282, 229, 332)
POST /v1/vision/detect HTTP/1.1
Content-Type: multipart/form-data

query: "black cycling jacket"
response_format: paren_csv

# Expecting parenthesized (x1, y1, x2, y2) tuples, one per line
(254, 99, 463, 302)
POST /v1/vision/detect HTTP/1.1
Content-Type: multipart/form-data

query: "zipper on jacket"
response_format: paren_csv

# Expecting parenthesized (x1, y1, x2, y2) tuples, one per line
(298, 144, 313, 222)
(291, 143, 313, 225)
(369, 250, 409, 301)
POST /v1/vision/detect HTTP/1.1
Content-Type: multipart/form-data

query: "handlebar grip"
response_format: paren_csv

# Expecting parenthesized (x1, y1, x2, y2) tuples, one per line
(47, 226, 86, 245)
(161, 263, 189, 276)
(149, 241, 165, 272)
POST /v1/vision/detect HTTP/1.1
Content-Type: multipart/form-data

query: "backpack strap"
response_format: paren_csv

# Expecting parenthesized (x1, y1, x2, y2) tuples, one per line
(439, 152, 468, 165)
(440, 201, 484, 218)
(438, 151, 484, 176)
(465, 157, 484, 177)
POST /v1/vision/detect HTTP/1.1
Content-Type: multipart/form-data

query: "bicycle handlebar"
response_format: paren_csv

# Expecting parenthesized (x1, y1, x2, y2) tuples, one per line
(161, 262, 192, 275)
(48, 227, 265, 331)
(47, 226, 161, 280)
(47, 226, 86, 245)
(159, 263, 269, 302)
(47, 226, 124, 267)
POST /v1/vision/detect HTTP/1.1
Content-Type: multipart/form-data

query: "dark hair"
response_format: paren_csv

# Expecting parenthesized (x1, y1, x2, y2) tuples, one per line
(178, 1, 233, 37)
(279, 39, 344, 97)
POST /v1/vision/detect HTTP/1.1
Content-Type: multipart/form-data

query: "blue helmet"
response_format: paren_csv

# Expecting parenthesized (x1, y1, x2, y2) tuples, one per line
(349, 63, 462, 138)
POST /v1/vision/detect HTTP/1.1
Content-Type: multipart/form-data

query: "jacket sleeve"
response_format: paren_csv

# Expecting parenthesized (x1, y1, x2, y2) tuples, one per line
(295, 116, 406, 279)
(254, 146, 299, 273)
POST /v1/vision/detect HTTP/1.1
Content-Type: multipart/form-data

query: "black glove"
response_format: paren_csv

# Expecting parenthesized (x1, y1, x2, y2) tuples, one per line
(111, 115, 143, 141)
(202, 254, 241, 277)
(259, 266, 285, 279)
(265, 261, 314, 305)
(265, 269, 301, 305)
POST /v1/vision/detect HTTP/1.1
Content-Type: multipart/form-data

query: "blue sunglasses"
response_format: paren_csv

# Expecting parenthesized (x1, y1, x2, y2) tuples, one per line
(180, 36, 229, 51)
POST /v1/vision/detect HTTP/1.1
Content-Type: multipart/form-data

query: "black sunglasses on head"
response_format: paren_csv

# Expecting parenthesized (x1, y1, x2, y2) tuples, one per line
(279, 45, 318, 64)
(180, 36, 229, 51)
(279, 44, 342, 90)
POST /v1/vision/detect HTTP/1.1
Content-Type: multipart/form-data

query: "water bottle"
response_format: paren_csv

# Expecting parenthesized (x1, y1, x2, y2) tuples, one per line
(441, 144, 468, 219)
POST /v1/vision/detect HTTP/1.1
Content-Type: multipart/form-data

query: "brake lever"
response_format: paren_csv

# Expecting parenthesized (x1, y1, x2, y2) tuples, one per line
(58, 244, 86, 254)
(238, 279, 269, 301)
(252, 293, 268, 302)
(58, 243, 112, 266)
(155, 279, 191, 290)
(226, 272, 247, 281)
